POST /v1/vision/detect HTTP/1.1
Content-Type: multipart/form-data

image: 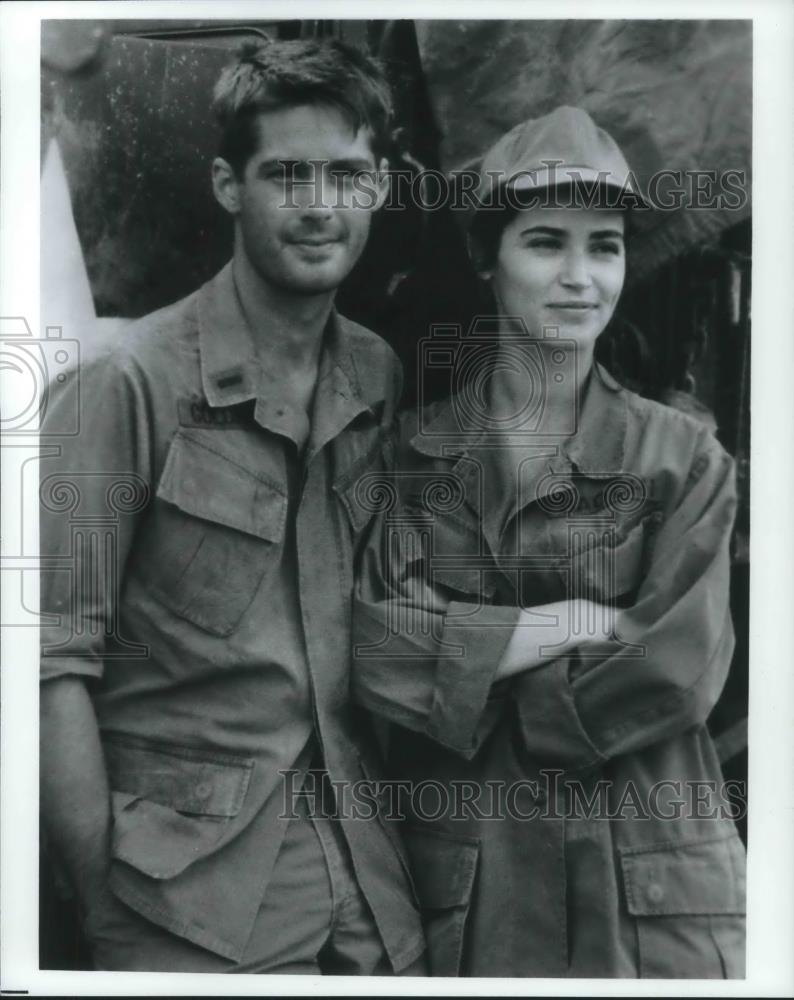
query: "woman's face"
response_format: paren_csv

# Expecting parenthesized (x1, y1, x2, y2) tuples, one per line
(489, 205, 626, 351)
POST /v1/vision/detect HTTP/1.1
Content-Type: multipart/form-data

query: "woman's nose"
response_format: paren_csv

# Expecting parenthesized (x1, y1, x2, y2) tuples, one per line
(559, 251, 592, 288)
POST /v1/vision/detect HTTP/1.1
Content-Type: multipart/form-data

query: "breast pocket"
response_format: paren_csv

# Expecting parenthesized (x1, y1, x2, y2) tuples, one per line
(620, 834, 746, 978)
(144, 431, 287, 636)
(565, 518, 649, 603)
(403, 497, 495, 607)
(104, 733, 254, 880)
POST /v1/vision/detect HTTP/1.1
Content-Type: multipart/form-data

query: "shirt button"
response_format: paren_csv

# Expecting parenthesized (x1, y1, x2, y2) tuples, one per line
(195, 782, 212, 801)
(646, 882, 665, 904)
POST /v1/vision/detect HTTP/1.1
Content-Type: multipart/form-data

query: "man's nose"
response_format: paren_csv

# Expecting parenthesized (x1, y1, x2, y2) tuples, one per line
(294, 165, 337, 216)
(559, 250, 592, 288)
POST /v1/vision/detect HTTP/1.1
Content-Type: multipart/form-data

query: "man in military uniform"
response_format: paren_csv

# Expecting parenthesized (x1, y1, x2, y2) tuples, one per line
(39, 39, 423, 974)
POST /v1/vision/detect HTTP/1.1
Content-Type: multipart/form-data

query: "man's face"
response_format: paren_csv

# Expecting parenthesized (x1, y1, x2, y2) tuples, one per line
(216, 104, 385, 296)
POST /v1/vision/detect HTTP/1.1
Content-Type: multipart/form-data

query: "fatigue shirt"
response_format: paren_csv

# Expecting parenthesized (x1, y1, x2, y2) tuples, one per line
(39, 263, 423, 969)
(352, 363, 745, 978)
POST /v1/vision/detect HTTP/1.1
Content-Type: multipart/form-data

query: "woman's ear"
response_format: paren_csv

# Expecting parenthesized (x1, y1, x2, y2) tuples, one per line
(371, 157, 391, 212)
(466, 232, 492, 280)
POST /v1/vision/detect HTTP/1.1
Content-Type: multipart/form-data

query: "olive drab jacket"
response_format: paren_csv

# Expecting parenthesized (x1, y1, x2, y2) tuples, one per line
(352, 363, 745, 978)
(39, 263, 423, 970)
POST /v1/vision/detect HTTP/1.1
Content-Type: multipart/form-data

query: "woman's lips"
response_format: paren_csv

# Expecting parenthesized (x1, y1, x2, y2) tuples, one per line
(545, 301, 598, 310)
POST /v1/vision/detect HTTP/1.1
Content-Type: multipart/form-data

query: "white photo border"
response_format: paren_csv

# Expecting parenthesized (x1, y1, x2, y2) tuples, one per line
(2, 0, 792, 995)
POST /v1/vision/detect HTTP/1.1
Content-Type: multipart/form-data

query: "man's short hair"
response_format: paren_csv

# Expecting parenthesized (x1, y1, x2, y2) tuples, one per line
(212, 38, 393, 176)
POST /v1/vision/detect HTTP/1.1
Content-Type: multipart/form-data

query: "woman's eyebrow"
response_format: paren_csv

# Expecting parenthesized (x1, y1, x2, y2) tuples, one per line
(517, 225, 625, 239)
(518, 226, 565, 237)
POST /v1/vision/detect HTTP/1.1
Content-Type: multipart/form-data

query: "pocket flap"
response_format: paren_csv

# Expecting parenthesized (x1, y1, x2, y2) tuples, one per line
(620, 836, 746, 916)
(404, 826, 479, 909)
(430, 563, 497, 601)
(157, 431, 287, 542)
(569, 519, 647, 598)
(104, 735, 253, 818)
(111, 791, 230, 879)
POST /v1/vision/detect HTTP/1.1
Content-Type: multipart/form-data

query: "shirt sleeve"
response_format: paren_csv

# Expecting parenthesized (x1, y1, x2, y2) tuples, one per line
(352, 513, 521, 761)
(39, 347, 154, 682)
(512, 434, 737, 770)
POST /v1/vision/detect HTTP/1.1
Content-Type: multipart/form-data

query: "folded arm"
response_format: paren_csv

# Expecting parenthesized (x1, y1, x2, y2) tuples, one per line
(352, 436, 736, 765)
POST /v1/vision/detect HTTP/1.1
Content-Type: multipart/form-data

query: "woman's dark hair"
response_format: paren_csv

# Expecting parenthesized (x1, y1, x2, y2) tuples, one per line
(212, 39, 394, 177)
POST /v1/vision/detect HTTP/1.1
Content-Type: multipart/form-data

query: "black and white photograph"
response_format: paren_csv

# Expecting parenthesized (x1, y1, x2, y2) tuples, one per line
(1, 2, 792, 994)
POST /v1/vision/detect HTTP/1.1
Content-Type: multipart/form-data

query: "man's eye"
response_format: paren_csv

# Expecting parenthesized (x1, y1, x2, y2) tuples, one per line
(292, 165, 315, 183)
(330, 168, 374, 184)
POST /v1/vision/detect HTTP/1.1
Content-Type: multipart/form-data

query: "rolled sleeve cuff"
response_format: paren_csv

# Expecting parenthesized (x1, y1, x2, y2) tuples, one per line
(426, 601, 521, 758)
(514, 656, 606, 771)
(40, 652, 105, 683)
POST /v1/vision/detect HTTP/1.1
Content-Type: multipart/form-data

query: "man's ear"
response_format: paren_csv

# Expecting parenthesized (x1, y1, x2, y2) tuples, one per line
(212, 157, 241, 215)
(371, 157, 390, 212)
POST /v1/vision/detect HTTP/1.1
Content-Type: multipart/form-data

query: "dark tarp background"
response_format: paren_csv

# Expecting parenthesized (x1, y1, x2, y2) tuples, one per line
(413, 19, 752, 283)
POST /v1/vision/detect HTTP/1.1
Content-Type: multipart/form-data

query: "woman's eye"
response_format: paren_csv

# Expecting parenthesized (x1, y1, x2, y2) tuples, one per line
(526, 238, 561, 251)
(591, 242, 622, 256)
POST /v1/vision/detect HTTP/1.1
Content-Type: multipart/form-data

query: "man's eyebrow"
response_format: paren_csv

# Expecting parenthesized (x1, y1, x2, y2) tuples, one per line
(589, 229, 625, 240)
(256, 157, 375, 175)
(256, 159, 298, 175)
(327, 157, 377, 172)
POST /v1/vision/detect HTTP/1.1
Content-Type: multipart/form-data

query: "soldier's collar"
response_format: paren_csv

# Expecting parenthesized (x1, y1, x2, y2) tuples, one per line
(196, 262, 389, 413)
(197, 262, 259, 408)
(410, 361, 627, 473)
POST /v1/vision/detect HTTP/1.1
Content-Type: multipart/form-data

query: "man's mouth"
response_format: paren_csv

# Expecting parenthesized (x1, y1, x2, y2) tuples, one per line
(290, 236, 341, 247)
(546, 301, 598, 310)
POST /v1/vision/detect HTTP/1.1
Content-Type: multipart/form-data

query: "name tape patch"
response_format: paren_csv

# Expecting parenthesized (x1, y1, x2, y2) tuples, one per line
(178, 398, 249, 429)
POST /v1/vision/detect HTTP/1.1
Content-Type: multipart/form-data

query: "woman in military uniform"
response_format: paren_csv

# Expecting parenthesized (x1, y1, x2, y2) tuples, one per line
(350, 106, 746, 978)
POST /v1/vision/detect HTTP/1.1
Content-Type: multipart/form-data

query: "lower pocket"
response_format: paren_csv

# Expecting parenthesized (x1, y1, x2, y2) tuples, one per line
(403, 825, 480, 976)
(620, 834, 746, 978)
(634, 913, 746, 978)
(104, 734, 254, 880)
